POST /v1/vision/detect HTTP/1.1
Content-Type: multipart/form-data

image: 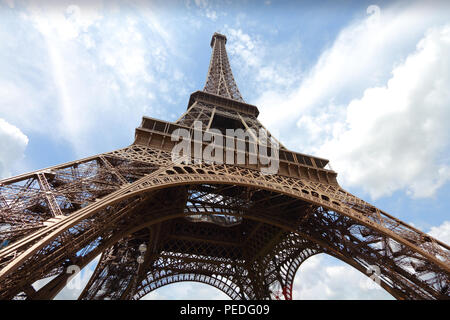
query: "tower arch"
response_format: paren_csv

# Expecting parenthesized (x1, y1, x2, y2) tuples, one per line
(140, 281, 231, 300)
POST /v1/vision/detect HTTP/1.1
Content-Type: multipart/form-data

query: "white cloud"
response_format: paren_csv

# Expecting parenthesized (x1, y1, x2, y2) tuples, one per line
(292, 254, 393, 300)
(226, 28, 260, 68)
(0, 118, 28, 178)
(318, 25, 450, 199)
(205, 9, 217, 21)
(225, 28, 301, 96)
(253, 3, 450, 199)
(0, 2, 187, 157)
(194, 0, 208, 9)
(428, 221, 450, 245)
(191, 0, 219, 22)
(258, 2, 450, 129)
(26, 2, 103, 41)
(96, 16, 153, 89)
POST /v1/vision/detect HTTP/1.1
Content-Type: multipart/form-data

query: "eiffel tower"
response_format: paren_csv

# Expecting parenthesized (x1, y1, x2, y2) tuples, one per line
(0, 33, 449, 300)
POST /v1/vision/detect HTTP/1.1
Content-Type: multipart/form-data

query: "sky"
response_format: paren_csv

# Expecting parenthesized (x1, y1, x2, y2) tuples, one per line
(0, 0, 449, 300)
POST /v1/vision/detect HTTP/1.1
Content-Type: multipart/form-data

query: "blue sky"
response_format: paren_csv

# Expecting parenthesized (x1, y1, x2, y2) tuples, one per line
(0, 0, 449, 299)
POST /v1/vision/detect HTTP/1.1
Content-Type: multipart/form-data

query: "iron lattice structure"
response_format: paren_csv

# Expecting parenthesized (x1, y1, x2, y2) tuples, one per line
(0, 33, 449, 300)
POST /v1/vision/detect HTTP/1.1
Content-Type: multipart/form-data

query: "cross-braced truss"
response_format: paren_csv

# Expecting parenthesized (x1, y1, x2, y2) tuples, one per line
(204, 33, 244, 102)
(0, 33, 448, 300)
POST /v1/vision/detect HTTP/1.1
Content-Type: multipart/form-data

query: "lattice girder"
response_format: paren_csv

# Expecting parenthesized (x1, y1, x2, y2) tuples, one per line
(0, 145, 448, 299)
(204, 33, 244, 102)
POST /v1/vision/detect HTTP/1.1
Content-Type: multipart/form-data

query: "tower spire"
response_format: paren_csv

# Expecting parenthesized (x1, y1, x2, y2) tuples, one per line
(203, 32, 244, 102)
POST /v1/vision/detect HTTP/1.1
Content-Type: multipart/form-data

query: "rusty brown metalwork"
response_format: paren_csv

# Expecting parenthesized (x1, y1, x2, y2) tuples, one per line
(0, 33, 448, 300)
